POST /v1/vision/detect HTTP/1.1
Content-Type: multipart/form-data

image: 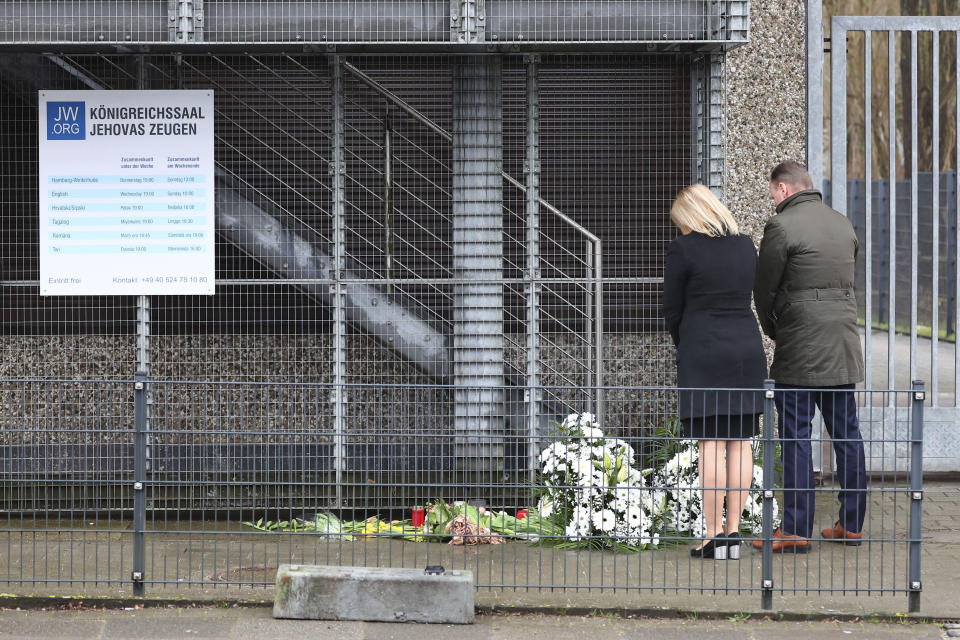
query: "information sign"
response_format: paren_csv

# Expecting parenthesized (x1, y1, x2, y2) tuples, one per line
(38, 90, 215, 295)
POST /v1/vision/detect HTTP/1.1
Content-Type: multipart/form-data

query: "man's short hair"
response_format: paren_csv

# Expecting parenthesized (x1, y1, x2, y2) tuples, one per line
(769, 160, 814, 190)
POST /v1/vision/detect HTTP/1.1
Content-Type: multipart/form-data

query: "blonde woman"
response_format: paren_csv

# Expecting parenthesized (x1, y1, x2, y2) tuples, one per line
(661, 184, 767, 559)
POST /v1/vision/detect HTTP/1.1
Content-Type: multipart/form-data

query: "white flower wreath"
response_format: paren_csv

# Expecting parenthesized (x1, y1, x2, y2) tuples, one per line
(538, 413, 779, 548)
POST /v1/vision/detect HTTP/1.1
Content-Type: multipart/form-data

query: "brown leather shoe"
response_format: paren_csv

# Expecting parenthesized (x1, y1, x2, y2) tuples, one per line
(821, 521, 863, 546)
(750, 528, 811, 553)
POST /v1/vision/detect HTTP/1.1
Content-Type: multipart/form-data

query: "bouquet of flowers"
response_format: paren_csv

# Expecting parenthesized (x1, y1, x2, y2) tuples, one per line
(424, 500, 564, 545)
(536, 413, 666, 550)
(653, 438, 779, 539)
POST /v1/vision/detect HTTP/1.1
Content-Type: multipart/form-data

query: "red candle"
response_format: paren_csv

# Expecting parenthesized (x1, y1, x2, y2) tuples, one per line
(411, 506, 426, 527)
(516, 509, 528, 520)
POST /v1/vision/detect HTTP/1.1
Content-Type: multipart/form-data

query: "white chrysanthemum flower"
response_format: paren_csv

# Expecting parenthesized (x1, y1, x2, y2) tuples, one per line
(647, 489, 667, 512)
(575, 459, 594, 478)
(564, 520, 582, 541)
(573, 506, 591, 531)
(541, 441, 569, 462)
(613, 520, 630, 539)
(690, 517, 706, 539)
(538, 444, 553, 463)
(578, 485, 601, 507)
(566, 446, 589, 465)
(577, 426, 605, 444)
(605, 439, 635, 459)
(613, 486, 631, 512)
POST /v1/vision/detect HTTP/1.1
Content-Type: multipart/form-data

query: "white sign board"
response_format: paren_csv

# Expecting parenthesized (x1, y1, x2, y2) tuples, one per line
(38, 90, 215, 296)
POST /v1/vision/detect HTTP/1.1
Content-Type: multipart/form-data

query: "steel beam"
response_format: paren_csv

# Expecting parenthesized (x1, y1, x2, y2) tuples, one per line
(830, 19, 847, 214)
(806, 0, 823, 191)
(524, 54, 541, 480)
(452, 56, 505, 476)
(215, 176, 451, 381)
(706, 54, 725, 198)
(331, 55, 347, 506)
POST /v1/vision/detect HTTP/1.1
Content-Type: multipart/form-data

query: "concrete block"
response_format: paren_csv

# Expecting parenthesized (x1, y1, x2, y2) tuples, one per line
(273, 564, 474, 624)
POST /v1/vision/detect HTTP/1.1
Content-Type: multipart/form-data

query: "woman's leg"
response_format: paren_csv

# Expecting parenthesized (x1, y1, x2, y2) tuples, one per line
(698, 439, 726, 544)
(724, 439, 753, 534)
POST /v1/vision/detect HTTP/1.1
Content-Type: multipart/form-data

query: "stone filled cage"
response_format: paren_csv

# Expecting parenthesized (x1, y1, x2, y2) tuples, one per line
(0, 1, 742, 513)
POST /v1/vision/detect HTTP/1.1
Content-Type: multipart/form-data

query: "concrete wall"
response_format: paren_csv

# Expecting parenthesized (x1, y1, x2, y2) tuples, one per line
(726, 0, 806, 370)
(727, 0, 806, 250)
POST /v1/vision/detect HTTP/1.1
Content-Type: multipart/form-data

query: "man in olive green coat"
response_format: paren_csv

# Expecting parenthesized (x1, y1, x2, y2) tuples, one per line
(751, 160, 867, 553)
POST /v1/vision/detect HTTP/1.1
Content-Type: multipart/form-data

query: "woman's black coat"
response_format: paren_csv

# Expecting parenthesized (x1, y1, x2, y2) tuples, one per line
(661, 232, 767, 420)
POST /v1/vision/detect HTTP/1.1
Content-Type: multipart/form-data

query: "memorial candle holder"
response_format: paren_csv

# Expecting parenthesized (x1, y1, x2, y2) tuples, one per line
(411, 506, 426, 527)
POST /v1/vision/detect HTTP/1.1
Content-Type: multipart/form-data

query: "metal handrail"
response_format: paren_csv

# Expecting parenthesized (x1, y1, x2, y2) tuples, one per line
(341, 59, 603, 407)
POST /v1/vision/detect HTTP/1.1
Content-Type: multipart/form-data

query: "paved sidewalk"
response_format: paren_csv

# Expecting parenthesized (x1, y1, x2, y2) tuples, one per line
(1, 483, 958, 621)
(0, 607, 949, 640)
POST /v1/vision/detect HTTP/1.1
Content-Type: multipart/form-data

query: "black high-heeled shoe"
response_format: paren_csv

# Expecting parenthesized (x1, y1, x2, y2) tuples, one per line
(725, 532, 742, 560)
(690, 537, 727, 559)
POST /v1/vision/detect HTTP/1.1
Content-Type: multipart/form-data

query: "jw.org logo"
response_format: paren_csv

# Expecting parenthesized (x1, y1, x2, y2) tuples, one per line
(47, 101, 85, 140)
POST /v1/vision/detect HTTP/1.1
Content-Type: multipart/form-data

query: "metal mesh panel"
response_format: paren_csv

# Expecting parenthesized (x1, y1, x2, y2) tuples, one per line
(0, 55, 140, 379)
(0, 380, 134, 587)
(340, 57, 453, 386)
(0, 382, 923, 608)
(1, 51, 695, 430)
(0, 1, 749, 47)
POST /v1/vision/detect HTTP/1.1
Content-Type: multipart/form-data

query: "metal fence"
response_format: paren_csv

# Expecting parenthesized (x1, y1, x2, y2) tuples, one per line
(1, 51, 708, 420)
(0, 380, 925, 611)
(0, 0, 928, 616)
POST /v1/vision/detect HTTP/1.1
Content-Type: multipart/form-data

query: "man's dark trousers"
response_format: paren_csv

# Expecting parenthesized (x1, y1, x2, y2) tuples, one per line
(775, 383, 867, 538)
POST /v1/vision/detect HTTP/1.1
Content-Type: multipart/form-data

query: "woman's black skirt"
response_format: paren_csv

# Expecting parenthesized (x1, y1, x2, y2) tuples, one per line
(680, 413, 760, 440)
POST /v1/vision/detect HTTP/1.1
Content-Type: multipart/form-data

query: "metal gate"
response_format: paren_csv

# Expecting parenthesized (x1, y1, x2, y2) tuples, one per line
(811, 14, 960, 474)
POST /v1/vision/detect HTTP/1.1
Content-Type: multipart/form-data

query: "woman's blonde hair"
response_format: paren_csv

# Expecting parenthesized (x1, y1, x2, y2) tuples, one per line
(670, 184, 739, 237)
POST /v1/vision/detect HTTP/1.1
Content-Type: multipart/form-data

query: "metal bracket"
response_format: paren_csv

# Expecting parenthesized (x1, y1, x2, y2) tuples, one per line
(762, 579, 773, 589)
(910, 580, 922, 591)
(131, 571, 144, 583)
(911, 491, 923, 501)
(169, 1, 203, 43)
(763, 490, 774, 499)
(522, 389, 543, 403)
(450, 0, 485, 43)
(914, 391, 926, 401)
(134, 482, 144, 491)
(765, 389, 775, 399)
